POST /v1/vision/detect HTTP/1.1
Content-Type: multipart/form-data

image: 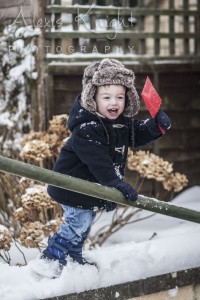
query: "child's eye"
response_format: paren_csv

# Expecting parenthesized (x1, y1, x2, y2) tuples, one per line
(103, 96, 110, 100)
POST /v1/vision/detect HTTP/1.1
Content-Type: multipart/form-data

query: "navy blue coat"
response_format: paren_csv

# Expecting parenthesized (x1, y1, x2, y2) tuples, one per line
(47, 95, 161, 211)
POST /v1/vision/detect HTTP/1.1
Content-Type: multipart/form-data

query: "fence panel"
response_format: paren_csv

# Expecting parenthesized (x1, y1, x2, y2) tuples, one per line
(45, 0, 200, 62)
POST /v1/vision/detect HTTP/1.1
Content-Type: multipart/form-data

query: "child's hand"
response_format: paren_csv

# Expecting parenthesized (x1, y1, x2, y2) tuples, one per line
(155, 111, 171, 131)
(115, 181, 138, 202)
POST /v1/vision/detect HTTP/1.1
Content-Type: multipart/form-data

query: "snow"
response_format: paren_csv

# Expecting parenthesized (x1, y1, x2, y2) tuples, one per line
(25, 186, 47, 195)
(80, 121, 98, 129)
(15, 27, 40, 39)
(9, 54, 34, 78)
(0, 112, 14, 128)
(0, 186, 200, 300)
(0, 25, 38, 156)
(0, 225, 9, 232)
(168, 287, 178, 297)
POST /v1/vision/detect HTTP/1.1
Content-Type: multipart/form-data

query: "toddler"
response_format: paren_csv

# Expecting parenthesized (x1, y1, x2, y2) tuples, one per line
(38, 59, 170, 276)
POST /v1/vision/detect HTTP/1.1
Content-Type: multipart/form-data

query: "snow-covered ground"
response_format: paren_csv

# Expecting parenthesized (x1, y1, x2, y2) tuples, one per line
(0, 186, 200, 300)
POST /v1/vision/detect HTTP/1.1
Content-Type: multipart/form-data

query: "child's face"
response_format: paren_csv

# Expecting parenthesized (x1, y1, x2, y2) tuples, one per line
(95, 85, 126, 120)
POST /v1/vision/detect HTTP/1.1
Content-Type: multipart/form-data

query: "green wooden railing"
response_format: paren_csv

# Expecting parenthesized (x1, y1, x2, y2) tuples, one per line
(0, 155, 200, 224)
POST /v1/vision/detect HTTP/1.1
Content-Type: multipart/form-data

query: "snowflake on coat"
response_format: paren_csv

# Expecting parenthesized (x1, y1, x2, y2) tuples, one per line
(114, 163, 124, 180)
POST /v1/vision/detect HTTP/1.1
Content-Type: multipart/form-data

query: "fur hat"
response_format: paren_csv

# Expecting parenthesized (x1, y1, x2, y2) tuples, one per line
(81, 58, 140, 116)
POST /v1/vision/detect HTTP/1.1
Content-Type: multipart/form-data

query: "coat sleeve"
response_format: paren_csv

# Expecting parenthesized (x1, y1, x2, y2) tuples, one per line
(71, 122, 120, 186)
(128, 118, 162, 148)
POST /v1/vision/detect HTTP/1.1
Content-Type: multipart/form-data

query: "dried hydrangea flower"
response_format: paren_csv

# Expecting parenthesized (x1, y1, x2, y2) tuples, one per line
(19, 222, 44, 248)
(0, 227, 12, 251)
(128, 150, 188, 192)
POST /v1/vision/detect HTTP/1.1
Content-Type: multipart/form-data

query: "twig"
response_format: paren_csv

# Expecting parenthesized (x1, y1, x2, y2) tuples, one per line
(111, 207, 118, 224)
(14, 239, 27, 265)
(92, 209, 103, 225)
(134, 173, 140, 189)
(137, 177, 145, 193)
(126, 213, 156, 225)
(98, 210, 137, 246)
(149, 232, 157, 240)
(95, 209, 155, 246)
(0, 252, 10, 264)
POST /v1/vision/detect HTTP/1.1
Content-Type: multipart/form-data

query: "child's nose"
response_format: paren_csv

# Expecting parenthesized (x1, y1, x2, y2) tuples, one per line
(110, 97, 117, 105)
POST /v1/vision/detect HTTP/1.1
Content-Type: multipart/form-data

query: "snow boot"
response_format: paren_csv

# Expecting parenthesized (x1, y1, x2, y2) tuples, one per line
(41, 233, 97, 269)
(30, 233, 97, 279)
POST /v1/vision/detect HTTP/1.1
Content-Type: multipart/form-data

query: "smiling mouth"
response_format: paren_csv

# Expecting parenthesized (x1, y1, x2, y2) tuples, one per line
(108, 108, 118, 114)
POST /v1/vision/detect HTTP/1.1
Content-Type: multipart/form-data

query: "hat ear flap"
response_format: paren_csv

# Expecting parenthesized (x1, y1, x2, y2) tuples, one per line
(81, 82, 97, 112)
(125, 93, 129, 109)
(124, 87, 140, 117)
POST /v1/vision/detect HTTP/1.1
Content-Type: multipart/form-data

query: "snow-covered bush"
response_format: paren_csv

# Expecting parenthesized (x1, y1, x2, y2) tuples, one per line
(0, 24, 41, 259)
(0, 25, 40, 157)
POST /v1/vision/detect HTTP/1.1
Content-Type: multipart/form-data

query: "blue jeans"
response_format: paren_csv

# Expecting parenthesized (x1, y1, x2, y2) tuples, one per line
(58, 204, 96, 245)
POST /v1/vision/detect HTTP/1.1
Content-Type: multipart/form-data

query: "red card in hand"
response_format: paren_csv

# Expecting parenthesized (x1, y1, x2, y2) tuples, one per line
(141, 77, 165, 134)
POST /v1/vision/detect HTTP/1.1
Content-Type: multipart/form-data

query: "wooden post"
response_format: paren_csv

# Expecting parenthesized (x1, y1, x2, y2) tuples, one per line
(183, 0, 189, 55)
(45, 72, 54, 125)
(153, 0, 160, 56)
(169, 0, 175, 55)
(137, 0, 146, 55)
(34, 0, 46, 131)
(0, 155, 200, 224)
(195, 1, 200, 55)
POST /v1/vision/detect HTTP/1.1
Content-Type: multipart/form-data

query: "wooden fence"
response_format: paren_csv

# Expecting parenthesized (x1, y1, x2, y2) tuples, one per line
(44, 0, 200, 62)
